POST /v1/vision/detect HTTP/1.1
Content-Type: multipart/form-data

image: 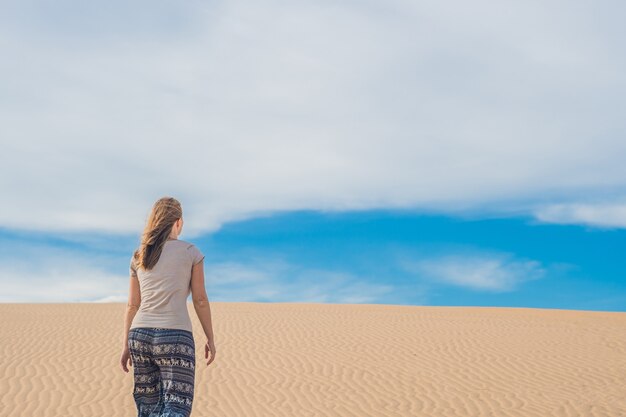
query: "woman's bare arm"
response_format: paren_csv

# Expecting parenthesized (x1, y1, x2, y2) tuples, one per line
(191, 260, 215, 344)
(122, 274, 141, 349)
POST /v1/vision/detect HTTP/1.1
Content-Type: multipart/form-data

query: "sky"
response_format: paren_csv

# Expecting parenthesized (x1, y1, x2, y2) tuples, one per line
(1, 0, 625, 311)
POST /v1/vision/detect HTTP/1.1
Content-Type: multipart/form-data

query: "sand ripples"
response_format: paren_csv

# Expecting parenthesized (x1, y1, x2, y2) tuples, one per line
(0, 303, 625, 416)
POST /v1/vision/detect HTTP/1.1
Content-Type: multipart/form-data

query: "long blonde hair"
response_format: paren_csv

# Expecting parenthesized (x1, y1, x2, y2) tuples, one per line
(133, 196, 183, 271)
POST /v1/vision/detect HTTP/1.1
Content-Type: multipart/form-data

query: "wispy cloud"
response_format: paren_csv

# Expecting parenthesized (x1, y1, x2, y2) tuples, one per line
(533, 200, 626, 229)
(0, 260, 128, 303)
(400, 251, 546, 292)
(0, 241, 399, 304)
(0, 236, 133, 302)
(203, 260, 398, 304)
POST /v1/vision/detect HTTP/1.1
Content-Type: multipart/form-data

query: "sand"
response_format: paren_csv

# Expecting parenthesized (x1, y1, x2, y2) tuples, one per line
(1, 302, 625, 417)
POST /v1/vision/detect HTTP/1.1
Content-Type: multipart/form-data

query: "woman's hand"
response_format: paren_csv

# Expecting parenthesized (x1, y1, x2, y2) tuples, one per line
(120, 346, 133, 373)
(205, 339, 216, 366)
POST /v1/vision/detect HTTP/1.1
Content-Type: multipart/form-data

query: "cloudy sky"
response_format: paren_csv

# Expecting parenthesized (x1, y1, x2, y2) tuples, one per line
(1, 0, 625, 310)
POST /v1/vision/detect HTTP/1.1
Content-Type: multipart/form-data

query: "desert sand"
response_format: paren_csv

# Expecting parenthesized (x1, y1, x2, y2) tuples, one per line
(1, 302, 625, 416)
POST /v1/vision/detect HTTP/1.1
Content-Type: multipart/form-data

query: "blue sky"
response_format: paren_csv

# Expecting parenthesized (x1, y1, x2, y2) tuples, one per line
(1, 1, 625, 311)
(1, 209, 624, 311)
(192, 209, 626, 311)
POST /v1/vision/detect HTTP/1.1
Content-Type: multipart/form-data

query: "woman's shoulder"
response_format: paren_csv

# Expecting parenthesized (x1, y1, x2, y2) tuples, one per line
(177, 240, 205, 264)
(175, 239, 196, 248)
(174, 240, 202, 254)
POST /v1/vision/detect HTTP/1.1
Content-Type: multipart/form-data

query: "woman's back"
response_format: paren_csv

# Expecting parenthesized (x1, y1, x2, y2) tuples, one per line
(129, 239, 205, 332)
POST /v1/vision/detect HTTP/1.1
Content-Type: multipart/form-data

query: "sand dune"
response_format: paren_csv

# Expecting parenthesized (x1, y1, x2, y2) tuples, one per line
(1, 302, 625, 416)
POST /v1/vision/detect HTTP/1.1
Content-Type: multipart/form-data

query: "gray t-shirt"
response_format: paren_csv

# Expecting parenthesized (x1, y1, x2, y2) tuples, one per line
(129, 239, 205, 332)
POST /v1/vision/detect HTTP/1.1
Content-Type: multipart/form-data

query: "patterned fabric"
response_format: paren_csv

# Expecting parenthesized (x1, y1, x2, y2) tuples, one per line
(128, 327, 196, 417)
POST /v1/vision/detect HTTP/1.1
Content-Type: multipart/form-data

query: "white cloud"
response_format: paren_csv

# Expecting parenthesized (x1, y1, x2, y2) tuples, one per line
(0, 237, 133, 302)
(92, 295, 128, 303)
(1, 0, 625, 235)
(533, 201, 626, 229)
(401, 252, 546, 291)
(0, 260, 128, 303)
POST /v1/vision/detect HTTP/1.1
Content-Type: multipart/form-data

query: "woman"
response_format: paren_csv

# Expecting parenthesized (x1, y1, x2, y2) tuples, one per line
(119, 196, 216, 417)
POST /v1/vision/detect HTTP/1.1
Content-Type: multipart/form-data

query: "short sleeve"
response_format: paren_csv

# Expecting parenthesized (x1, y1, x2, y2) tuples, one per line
(130, 254, 138, 278)
(189, 244, 205, 266)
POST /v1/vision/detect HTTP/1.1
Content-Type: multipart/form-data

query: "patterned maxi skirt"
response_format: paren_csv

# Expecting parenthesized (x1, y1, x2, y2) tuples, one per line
(128, 327, 196, 417)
